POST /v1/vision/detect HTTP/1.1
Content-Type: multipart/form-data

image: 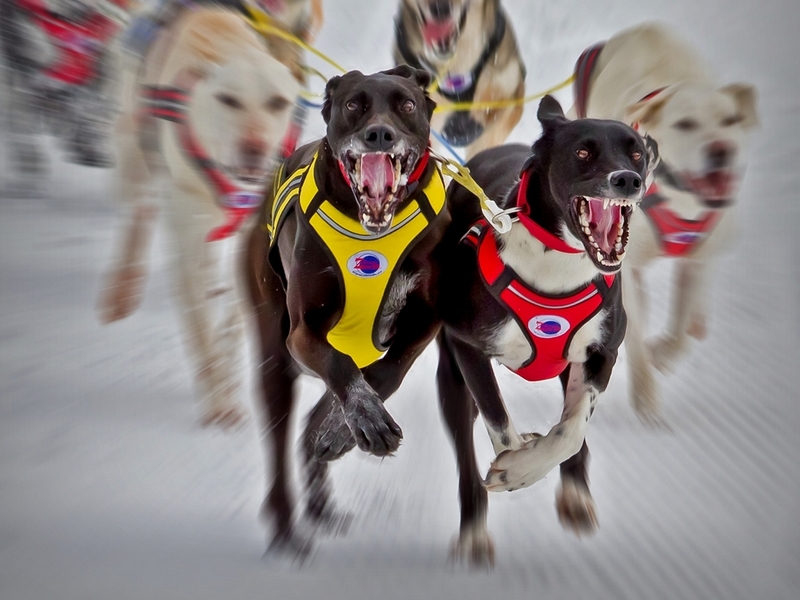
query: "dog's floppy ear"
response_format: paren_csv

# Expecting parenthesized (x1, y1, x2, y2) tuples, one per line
(321, 74, 343, 124)
(537, 95, 567, 129)
(720, 83, 759, 129)
(625, 87, 675, 128)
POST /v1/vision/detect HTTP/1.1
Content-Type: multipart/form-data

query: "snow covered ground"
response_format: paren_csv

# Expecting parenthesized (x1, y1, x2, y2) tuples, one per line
(1, 0, 799, 598)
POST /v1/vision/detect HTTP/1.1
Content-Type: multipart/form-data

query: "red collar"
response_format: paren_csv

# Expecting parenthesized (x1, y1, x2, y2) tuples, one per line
(515, 169, 584, 254)
(337, 148, 431, 188)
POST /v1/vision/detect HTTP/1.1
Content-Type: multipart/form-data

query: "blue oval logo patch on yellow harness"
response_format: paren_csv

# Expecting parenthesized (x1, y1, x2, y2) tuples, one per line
(347, 251, 388, 278)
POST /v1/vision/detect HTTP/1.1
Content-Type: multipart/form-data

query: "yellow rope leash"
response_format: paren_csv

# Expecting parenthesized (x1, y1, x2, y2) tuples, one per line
(432, 73, 575, 113)
(244, 8, 348, 75)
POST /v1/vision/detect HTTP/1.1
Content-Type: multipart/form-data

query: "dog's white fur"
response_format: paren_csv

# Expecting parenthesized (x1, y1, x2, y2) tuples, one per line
(573, 22, 758, 423)
(97, 8, 301, 427)
(478, 222, 606, 491)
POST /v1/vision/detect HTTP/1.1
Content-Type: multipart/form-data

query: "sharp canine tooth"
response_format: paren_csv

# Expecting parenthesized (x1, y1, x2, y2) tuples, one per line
(603, 198, 610, 209)
(597, 250, 603, 262)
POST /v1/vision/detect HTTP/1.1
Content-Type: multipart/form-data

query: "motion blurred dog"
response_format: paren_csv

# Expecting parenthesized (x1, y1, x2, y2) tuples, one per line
(393, 0, 525, 159)
(571, 22, 758, 423)
(97, 5, 301, 427)
(436, 96, 650, 566)
(244, 66, 448, 556)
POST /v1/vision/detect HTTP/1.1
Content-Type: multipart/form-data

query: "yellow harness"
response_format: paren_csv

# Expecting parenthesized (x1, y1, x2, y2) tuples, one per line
(268, 151, 447, 368)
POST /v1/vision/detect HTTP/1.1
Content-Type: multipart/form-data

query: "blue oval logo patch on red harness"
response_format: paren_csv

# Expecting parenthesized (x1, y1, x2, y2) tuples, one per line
(664, 231, 706, 245)
(347, 251, 388, 278)
(222, 191, 262, 210)
(528, 315, 571, 339)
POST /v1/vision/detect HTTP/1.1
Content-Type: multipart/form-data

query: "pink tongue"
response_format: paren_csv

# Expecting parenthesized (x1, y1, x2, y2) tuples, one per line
(588, 198, 621, 254)
(360, 153, 395, 208)
(423, 20, 455, 45)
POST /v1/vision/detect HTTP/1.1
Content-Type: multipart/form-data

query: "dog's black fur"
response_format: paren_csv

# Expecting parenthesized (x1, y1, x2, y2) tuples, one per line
(435, 96, 650, 566)
(244, 66, 447, 555)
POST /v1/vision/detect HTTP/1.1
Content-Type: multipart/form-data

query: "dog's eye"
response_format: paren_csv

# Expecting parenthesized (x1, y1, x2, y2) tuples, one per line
(576, 149, 590, 160)
(401, 100, 416, 113)
(631, 150, 643, 161)
(673, 118, 699, 131)
(346, 100, 359, 112)
(721, 114, 744, 127)
(216, 94, 244, 110)
(265, 95, 291, 112)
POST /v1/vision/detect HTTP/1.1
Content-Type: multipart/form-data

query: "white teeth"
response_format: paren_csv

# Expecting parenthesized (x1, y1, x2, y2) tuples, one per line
(392, 159, 402, 193)
(603, 198, 610, 210)
(583, 226, 591, 235)
(596, 250, 603, 262)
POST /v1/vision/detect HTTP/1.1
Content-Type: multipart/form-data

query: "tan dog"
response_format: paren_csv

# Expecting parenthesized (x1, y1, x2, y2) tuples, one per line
(97, 6, 302, 427)
(572, 22, 758, 423)
(393, 0, 525, 160)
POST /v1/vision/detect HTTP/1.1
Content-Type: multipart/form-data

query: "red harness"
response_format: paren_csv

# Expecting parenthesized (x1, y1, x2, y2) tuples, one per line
(143, 70, 302, 242)
(16, 0, 124, 86)
(642, 184, 721, 257)
(462, 223, 616, 382)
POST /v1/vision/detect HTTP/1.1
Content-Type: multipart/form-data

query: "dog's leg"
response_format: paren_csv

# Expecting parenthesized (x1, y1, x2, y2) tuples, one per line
(648, 258, 705, 373)
(166, 191, 246, 428)
(244, 231, 309, 557)
(623, 266, 664, 425)
(686, 260, 711, 340)
(97, 113, 157, 323)
(485, 362, 596, 492)
(436, 330, 494, 569)
(556, 440, 598, 535)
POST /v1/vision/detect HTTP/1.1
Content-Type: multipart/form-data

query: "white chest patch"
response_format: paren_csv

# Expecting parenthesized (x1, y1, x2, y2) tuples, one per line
(490, 309, 608, 371)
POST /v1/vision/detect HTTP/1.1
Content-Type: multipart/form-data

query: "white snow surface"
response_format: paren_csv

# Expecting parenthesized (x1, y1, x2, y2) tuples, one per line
(1, 0, 799, 598)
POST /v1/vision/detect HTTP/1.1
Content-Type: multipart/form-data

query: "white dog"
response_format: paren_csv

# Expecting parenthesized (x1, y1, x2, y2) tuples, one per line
(571, 21, 758, 423)
(97, 7, 301, 427)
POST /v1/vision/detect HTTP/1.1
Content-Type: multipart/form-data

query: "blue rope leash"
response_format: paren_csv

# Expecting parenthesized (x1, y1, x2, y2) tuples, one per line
(430, 129, 465, 166)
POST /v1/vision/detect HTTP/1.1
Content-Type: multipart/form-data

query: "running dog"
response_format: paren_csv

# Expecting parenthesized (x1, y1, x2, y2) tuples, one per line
(435, 95, 650, 566)
(393, 0, 525, 160)
(96, 6, 301, 427)
(243, 66, 448, 556)
(571, 22, 759, 423)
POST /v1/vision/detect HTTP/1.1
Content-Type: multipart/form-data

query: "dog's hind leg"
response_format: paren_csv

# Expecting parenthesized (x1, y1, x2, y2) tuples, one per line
(245, 232, 309, 557)
(436, 330, 494, 569)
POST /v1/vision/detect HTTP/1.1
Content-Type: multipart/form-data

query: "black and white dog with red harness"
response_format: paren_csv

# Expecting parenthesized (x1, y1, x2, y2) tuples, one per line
(434, 95, 652, 566)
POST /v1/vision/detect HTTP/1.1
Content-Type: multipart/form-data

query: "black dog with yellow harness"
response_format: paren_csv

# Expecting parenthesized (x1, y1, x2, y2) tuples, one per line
(244, 66, 449, 555)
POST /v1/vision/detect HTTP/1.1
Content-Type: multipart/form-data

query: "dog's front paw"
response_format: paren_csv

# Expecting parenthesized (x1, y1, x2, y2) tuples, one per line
(343, 385, 402, 457)
(449, 524, 495, 570)
(312, 406, 357, 462)
(556, 479, 598, 537)
(646, 335, 684, 374)
(97, 265, 146, 324)
(200, 402, 248, 430)
(484, 438, 548, 492)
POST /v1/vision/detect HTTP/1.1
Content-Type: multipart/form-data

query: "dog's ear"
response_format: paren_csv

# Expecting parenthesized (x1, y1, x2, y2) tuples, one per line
(625, 88, 675, 128)
(719, 83, 759, 129)
(381, 64, 433, 90)
(321, 74, 343, 124)
(537, 95, 567, 129)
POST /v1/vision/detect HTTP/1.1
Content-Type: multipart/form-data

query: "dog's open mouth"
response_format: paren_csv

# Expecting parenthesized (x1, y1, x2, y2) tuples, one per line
(342, 150, 416, 233)
(574, 196, 635, 271)
(418, 5, 468, 58)
(686, 170, 737, 207)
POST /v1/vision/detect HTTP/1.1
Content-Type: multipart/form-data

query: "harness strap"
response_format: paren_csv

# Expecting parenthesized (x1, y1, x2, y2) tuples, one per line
(515, 169, 584, 254)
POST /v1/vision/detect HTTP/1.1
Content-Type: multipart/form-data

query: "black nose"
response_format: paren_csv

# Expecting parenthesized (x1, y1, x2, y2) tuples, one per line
(430, 0, 452, 20)
(707, 141, 734, 169)
(364, 124, 397, 152)
(608, 170, 643, 197)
